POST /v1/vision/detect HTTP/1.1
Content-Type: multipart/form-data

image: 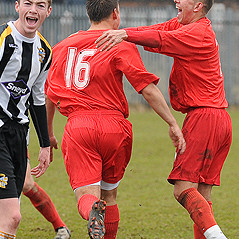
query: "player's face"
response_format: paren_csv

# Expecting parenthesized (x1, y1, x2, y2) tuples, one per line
(15, 0, 52, 38)
(174, 0, 202, 25)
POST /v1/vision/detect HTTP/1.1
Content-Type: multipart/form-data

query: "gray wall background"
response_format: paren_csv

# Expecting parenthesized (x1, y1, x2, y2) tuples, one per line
(1, 2, 238, 107)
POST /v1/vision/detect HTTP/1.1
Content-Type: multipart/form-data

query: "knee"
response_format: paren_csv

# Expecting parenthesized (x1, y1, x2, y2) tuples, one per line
(173, 186, 187, 202)
(8, 211, 21, 230)
(173, 181, 199, 202)
(173, 189, 181, 201)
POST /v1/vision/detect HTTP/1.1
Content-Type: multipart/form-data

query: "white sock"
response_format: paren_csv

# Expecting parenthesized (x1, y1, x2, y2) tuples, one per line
(204, 225, 227, 239)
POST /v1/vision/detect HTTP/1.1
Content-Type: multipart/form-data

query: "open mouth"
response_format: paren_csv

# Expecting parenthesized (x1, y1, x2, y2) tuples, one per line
(26, 17, 38, 25)
(176, 6, 182, 13)
(176, 6, 182, 17)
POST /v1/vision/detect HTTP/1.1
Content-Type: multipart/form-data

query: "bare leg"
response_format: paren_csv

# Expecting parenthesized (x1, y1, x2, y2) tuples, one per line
(23, 162, 70, 238)
(0, 198, 21, 235)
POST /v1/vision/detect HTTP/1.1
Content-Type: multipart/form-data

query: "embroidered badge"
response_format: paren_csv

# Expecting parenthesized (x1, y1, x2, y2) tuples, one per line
(38, 47, 46, 63)
(0, 174, 8, 188)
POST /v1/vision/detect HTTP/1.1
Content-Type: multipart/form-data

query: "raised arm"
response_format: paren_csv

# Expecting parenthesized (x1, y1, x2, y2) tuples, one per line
(141, 83, 186, 154)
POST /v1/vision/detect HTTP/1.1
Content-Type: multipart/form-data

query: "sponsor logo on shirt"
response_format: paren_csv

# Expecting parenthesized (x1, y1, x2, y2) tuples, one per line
(38, 47, 46, 63)
(2, 80, 30, 99)
(9, 43, 18, 49)
(0, 173, 8, 189)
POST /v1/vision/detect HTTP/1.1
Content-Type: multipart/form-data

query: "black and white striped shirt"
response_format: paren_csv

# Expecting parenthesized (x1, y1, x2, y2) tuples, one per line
(0, 21, 52, 128)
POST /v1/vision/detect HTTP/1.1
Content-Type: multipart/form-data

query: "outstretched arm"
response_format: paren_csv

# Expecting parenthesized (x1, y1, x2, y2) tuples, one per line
(96, 29, 161, 51)
(141, 83, 186, 154)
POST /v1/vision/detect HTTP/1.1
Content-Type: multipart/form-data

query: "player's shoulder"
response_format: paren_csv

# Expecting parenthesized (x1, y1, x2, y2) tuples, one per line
(37, 31, 52, 51)
(116, 40, 138, 53)
(0, 22, 9, 35)
(188, 17, 212, 35)
(53, 31, 80, 50)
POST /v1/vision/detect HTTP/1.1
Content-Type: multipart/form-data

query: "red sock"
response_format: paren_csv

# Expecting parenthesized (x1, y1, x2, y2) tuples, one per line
(193, 201, 213, 239)
(77, 194, 99, 220)
(23, 182, 66, 230)
(104, 204, 120, 239)
(178, 188, 217, 234)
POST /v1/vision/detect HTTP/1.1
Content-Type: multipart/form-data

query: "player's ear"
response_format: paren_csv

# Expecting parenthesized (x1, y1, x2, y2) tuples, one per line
(112, 8, 118, 20)
(15, 0, 20, 14)
(46, 6, 52, 17)
(194, 1, 204, 12)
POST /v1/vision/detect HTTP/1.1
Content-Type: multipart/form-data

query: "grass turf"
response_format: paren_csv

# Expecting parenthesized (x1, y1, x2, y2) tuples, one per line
(18, 108, 239, 238)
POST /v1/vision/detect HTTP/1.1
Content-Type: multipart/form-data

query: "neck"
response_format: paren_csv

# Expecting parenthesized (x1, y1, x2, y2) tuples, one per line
(193, 11, 207, 22)
(88, 20, 115, 31)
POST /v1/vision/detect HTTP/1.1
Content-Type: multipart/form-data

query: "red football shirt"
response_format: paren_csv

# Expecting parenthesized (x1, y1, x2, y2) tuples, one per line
(46, 30, 159, 118)
(126, 17, 228, 113)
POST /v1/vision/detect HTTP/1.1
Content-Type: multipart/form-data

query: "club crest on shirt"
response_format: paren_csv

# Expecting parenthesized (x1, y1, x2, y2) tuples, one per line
(38, 47, 46, 63)
(0, 173, 8, 189)
(2, 80, 30, 99)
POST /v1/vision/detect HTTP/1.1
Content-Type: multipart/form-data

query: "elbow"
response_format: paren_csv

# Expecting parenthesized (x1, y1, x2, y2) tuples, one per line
(142, 84, 154, 99)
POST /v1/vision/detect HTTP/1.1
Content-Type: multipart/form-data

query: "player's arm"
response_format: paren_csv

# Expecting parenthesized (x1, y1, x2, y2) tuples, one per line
(29, 61, 52, 177)
(96, 29, 161, 51)
(29, 103, 50, 148)
(29, 102, 50, 178)
(45, 95, 58, 162)
(141, 83, 186, 154)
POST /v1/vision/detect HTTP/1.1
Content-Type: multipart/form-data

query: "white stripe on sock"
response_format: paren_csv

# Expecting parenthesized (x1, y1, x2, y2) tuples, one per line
(204, 225, 227, 239)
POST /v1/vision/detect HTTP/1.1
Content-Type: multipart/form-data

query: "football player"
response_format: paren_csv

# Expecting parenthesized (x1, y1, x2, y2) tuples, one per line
(0, 0, 52, 238)
(45, 0, 185, 238)
(96, 0, 232, 238)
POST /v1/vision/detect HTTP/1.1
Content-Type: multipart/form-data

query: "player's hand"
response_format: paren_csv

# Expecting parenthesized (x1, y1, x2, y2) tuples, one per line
(49, 135, 58, 162)
(31, 146, 50, 178)
(95, 29, 128, 51)
(169, 124, 186, 154)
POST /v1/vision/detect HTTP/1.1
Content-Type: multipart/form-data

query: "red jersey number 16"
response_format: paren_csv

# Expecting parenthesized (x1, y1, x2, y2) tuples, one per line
(64, 48, 96, 90)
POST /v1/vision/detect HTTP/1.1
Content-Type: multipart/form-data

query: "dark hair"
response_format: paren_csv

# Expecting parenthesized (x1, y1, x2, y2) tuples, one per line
(86, 0, 119, 22)
(202, 0, 214, 13)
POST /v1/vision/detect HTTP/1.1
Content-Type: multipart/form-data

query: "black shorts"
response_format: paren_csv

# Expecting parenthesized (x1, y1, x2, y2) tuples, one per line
(0, 121, 28, 199)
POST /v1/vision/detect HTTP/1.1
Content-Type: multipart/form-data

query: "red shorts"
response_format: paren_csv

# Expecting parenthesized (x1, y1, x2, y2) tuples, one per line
(168, 107, 232, 186)
(61, 110, 133, 190)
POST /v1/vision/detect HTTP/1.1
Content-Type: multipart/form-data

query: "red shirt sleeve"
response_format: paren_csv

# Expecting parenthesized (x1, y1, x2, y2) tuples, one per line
(126, 29, 161, 48)
(157, 22, 207, 57)
(141, 19, 208, 56)
(114, 42, 159, 93)
(124, 18, 184, 53)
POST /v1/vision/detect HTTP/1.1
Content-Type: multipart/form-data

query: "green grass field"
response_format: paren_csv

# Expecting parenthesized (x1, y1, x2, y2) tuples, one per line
(18, 108, 239, 238)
